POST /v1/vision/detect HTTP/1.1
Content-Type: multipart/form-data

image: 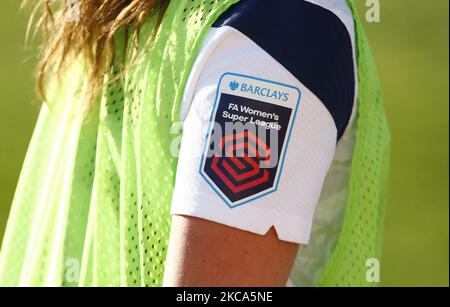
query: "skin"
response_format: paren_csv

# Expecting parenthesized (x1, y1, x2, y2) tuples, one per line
(163, 215, 300, 287)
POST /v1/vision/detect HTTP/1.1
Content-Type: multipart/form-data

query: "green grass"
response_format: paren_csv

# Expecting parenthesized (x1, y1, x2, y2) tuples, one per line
(0, 0, 448, 286)
(0, 0, 41, 235)
(359, 0, 449, 286)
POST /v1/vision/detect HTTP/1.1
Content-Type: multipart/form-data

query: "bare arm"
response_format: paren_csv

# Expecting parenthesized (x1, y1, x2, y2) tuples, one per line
(163, 215, 299, 287)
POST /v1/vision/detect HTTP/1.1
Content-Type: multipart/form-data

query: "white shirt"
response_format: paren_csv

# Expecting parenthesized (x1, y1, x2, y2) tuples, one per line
(171, 0, 358, 285)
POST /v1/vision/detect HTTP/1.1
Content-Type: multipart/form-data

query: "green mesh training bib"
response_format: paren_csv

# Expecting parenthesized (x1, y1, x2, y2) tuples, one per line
(317, 1, 390, 286)
(0, 0, 389, 287)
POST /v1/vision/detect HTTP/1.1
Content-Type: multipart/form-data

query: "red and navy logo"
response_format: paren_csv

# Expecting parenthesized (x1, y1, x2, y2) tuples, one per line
(200, 73, 301, 208)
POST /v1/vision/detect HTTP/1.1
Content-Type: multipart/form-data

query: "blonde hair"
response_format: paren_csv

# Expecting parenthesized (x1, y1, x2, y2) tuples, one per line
(27, 0, 168, 102)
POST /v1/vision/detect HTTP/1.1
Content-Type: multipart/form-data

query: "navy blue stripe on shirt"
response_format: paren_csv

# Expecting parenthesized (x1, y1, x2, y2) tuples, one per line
(213, 0, 355, 140)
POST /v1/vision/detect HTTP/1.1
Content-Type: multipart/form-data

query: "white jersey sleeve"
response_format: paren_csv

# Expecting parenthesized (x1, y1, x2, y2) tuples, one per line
(170, 0, 356, 244)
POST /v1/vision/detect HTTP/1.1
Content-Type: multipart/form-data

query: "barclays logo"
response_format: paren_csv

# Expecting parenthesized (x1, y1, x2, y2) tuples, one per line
(229, 81, 239, 91)
(240, 82, 290, 102)
(227, 78, 290, 102)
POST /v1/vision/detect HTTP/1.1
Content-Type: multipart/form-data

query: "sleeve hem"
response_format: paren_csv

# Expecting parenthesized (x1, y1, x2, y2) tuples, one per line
(171, 202, 313, 245)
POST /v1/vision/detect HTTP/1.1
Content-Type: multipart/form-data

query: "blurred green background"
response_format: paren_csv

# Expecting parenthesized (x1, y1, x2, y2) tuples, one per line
(0, 0, 448, 286)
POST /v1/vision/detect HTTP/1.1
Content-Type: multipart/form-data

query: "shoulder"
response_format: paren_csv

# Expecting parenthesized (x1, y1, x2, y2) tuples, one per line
(214, 0, 353, 35)
(213, 0, 355, 57)
(213, 0, 356, 139)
